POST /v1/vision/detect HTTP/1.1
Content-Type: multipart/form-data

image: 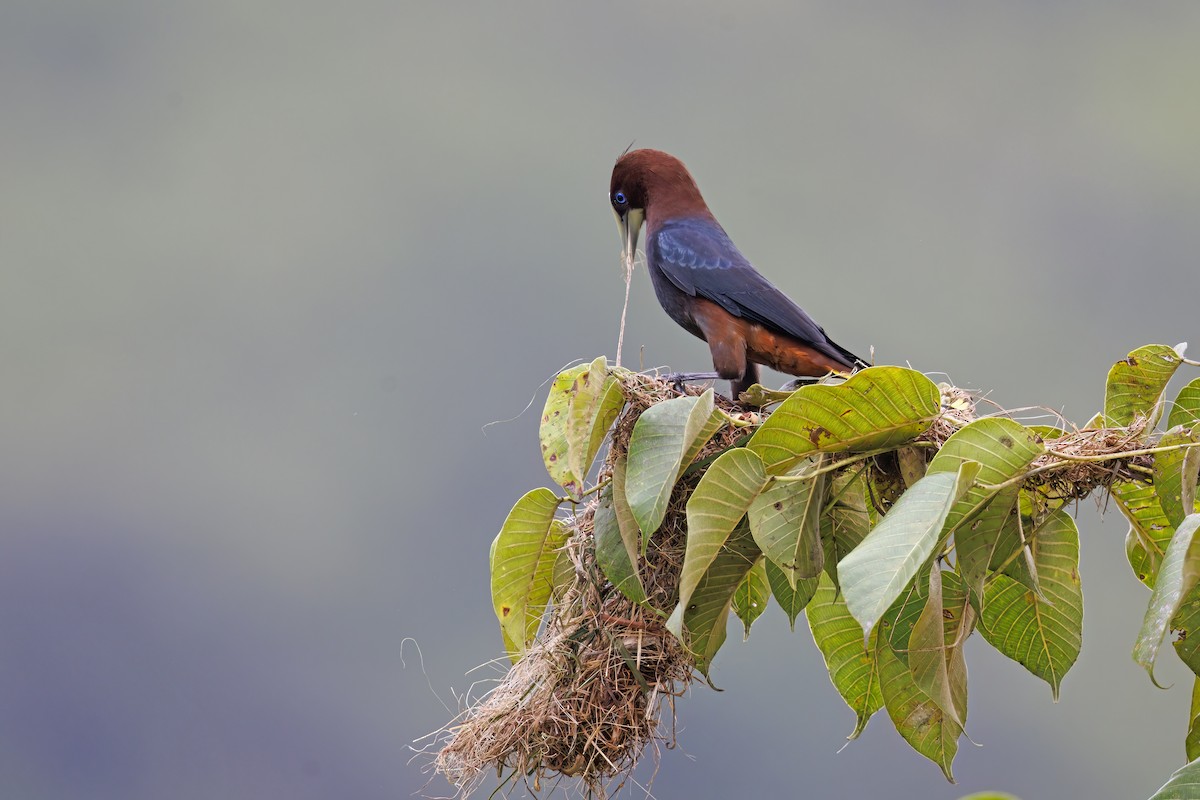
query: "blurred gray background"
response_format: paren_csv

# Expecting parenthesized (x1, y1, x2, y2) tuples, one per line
(2, 2, 1199, 798)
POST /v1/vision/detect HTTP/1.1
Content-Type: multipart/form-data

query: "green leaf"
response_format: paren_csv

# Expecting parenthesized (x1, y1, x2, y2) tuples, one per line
(1169, 377, 1200, 430)
(805, 573, 884, 740)
(609, 453, 645, 558)
(840, 463, 977, 638)
(550, 547, 574, 603)
(927, 418, 1046, 605)
(626, 389, 723, 538)
(749, 464, 826, 586)
(1114, 479, 1177, 588)
(877, 563, 937, 664)
(746, 366, 942, 474)
(1103, 343, 1184, 428)
(733, 557, 770, 639)
(1135, 514, 1200, 685)
(877, 629, 961, 782)
(987, 504, 1046, 599)
(490, 488, 568, 658)
(766, 558, 819, 630)
(979, 509, 1082, 700)
(1172, 584, 1200, 677)
(676, 448, 768, 616)
(822, 470, 873, 588)
(908, 563, 972, 727)
(666, 524, 761, 675)
(1189, 678, 1200, 763)
(565, 356, 625, 488)
(737, 383, 797, 407)
(593, 483, 646, 604)
(540, 364, 590, 497)
(1147, 755, 1200, 800)
(896, 445, 928, 488)
(1156, 425, 1200, 528)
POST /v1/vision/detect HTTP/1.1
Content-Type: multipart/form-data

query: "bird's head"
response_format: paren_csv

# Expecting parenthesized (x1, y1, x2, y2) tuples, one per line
(610, 148, 710, 266)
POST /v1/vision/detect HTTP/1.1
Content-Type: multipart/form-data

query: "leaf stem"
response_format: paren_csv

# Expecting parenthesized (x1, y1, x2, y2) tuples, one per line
(561, 478, 611, 504)
(774, 443, 935, 484)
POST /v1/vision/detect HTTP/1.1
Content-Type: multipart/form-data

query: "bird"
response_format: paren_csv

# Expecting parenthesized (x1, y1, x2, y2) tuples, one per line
(609, 148, 868, 403)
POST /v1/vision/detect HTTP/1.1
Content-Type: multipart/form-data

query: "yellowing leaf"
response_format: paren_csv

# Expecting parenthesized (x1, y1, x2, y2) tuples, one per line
(490, 489, 567, 659)
(566, 356, 625, 487)
(1103, 343, 1184, 428)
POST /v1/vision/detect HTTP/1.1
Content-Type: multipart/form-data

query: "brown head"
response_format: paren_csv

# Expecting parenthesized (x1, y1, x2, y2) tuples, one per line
(609, 149, 714, 267)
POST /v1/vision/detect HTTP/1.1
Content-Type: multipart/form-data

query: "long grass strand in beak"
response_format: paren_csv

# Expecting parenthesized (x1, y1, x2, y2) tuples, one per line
(613, 209, 644, 368)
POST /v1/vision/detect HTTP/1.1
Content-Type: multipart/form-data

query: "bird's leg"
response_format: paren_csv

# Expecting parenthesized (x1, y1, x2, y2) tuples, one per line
(663, 371, 720, 393)
(730, 361, 762, 406)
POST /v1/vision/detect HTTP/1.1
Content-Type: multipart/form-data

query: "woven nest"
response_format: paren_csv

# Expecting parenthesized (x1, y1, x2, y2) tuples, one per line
(432, 373, 1161, 797)
(435, 377, 745, 798)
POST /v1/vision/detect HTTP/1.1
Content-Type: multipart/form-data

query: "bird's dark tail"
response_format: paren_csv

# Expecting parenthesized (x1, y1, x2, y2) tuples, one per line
(829, 339, 871, 372)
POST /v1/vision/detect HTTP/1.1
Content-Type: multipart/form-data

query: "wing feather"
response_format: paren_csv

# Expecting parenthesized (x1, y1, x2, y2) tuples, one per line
(649, 219, 863, 368)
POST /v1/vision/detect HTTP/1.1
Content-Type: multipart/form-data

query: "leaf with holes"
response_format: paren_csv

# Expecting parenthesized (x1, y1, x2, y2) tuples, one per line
(1134, 514, 1200, 685)
(979, 509, 1082, 700)
(806, 573, 883, 740)
(540, 364, 590, 496)
(1103, 343, 1184, 428)
(746, 366, 942, 474)
(766, 558, 819, 630)
(733, 557, 770, 639)
(626, 389, 723, 539)
(840, 463, 978, 638)
(565, 356, 626, 489)
(490, 488, 567, 659)
(749, 464, 826, 587)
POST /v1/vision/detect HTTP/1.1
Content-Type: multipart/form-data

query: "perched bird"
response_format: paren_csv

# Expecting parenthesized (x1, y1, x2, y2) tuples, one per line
(610, 148, 868, 401)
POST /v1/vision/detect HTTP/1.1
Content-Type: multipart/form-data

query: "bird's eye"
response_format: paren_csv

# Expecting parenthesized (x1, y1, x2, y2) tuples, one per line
(613, 191, 627, 206)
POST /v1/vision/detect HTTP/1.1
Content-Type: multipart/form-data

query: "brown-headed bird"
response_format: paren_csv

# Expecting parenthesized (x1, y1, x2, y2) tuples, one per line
(610, 149, 868, 402)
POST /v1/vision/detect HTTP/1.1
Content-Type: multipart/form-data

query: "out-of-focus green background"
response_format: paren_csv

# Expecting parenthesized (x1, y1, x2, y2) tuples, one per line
(3, 2, 1199, 797)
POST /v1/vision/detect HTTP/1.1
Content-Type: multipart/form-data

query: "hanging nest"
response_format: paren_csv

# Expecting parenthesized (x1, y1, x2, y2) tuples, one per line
(431, 372, 1167, 797)
(433, 377, 744, 797)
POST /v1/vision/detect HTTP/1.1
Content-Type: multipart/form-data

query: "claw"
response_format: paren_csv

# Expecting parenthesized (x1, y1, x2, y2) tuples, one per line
(663, 371, 720, 394)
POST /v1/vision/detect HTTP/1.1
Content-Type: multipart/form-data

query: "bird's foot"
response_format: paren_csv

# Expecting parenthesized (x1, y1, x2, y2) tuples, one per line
(663, 371, 720, 394)
(778, 376, 822, 392)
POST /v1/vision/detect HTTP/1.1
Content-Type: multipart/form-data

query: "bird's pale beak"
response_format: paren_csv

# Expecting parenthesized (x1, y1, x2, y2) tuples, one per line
(613, 207, 646, 267)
